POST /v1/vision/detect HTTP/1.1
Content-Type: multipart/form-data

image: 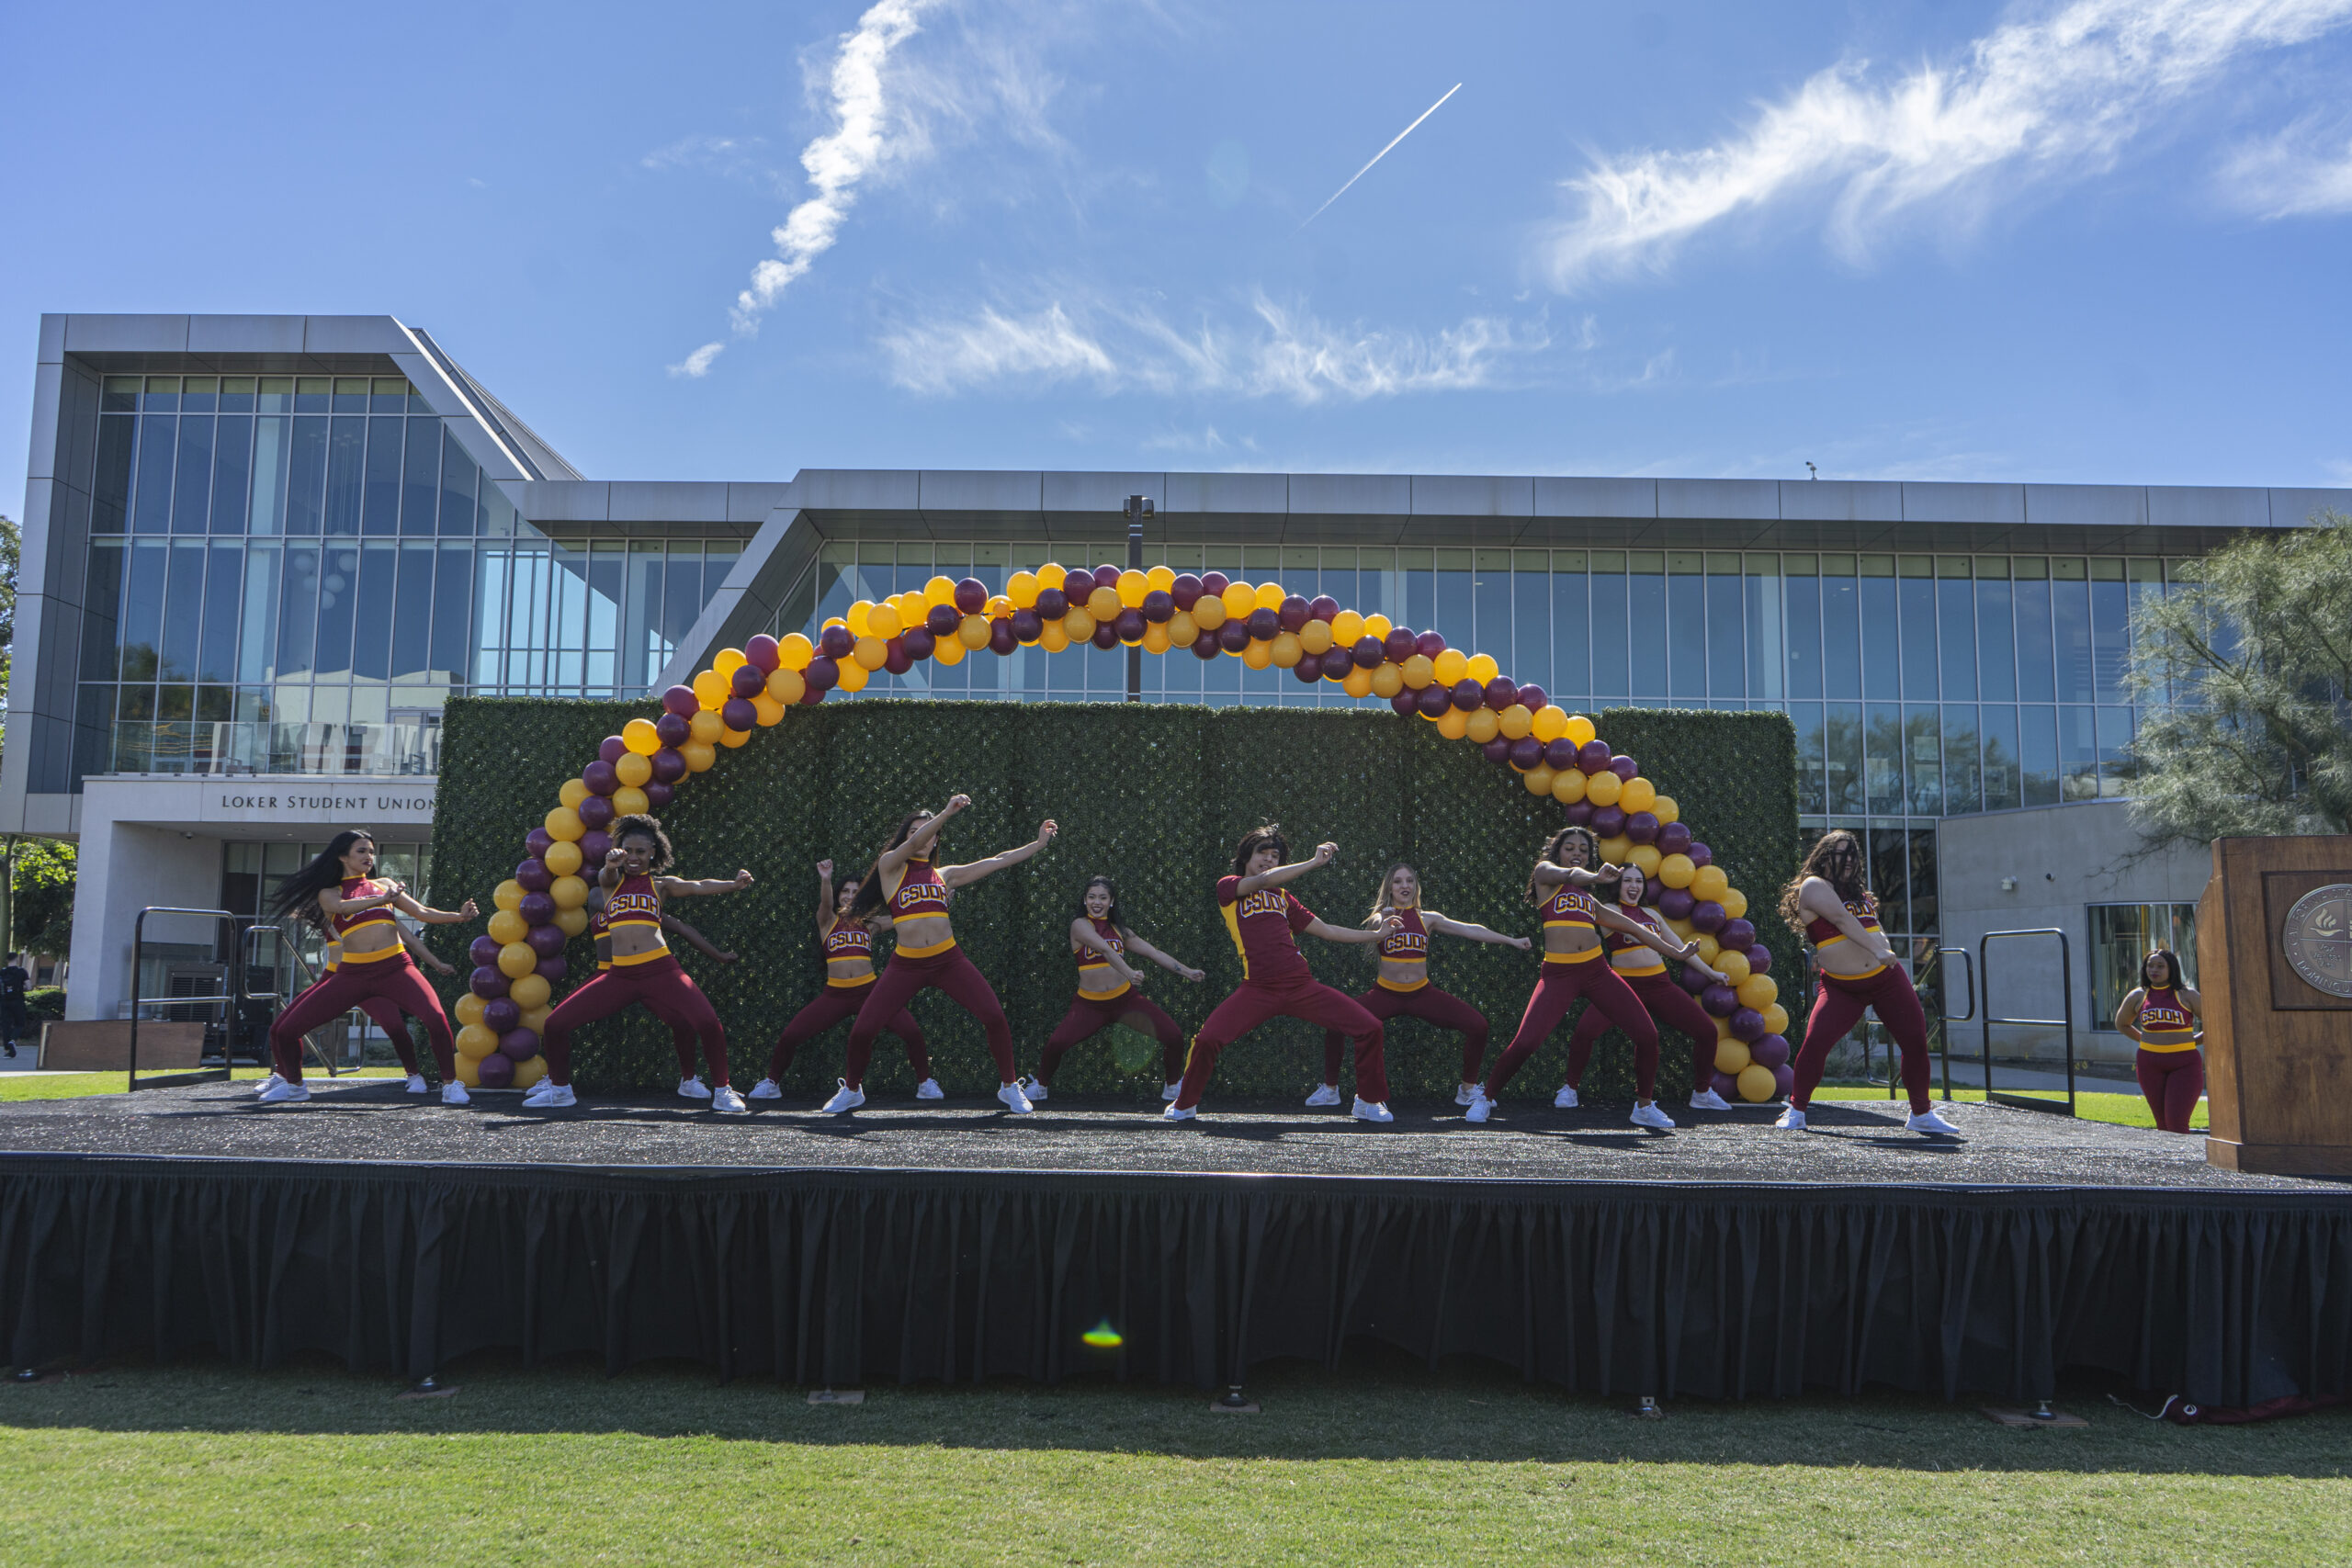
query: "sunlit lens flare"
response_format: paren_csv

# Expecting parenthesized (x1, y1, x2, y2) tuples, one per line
(1081, 1319, 1124, 1349)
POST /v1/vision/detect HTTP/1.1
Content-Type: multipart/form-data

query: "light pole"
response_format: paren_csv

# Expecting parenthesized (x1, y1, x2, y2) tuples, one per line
(1123, 494, 1154, 703)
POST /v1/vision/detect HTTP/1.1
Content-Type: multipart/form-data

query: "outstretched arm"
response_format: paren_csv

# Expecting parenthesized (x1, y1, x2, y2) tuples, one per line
(1124, 932, 1205, 983)
(878, 794, 968, 880)
(599, 848, 627, 892)
(1307, 914, 1402, 947)
(1237, 841, 1336, 897)
(1072, 918, 1147, 987)
(942, 819, 1058, 888)
(813, 860, 837, 943)
(389, 889, 480, 924)
(1595, 905, 1713, 975)
(1799, 877, 1895, 963)
(656, 869, 755, 898)
(399, 925, 456, 976)
(1427, 913, 1532, 952)
(1529, 861, 1617, 892)
(663, 912, 737, 964)
(317, 881, 404, 918)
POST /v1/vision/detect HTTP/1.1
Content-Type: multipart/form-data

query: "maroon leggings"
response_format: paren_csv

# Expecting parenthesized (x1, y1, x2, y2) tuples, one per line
(2136, 1047, 2205, 1133)
(1483, 957, 1661, 1099)
(768, 983, 928, 1082)
(1565, 968, 1719, 1094)
(541, 953, 728, 1088)
(1037, 989, 1186, 1086)
(845, 942, 1014, 1089)
(1176, 975, 1386, 1110)
(269, 953, 456, 1086)
(1790, 964, 1931, 1116)
(1320, 984, 1488, 1087)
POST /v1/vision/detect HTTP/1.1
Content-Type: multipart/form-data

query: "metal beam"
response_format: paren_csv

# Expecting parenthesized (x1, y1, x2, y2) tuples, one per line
(654, 508, 826, 691)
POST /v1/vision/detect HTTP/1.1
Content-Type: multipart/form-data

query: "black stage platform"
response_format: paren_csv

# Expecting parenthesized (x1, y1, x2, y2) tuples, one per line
(5, 1078, 2349, 1407)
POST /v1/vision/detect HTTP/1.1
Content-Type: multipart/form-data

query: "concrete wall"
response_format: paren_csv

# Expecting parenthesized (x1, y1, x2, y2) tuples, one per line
(67, 819, 222, 1021)
(1936, 800, 2210, 1063)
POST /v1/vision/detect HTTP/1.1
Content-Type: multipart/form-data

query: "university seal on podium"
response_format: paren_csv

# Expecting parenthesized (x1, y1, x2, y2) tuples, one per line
(2281, 884, 2352, 999)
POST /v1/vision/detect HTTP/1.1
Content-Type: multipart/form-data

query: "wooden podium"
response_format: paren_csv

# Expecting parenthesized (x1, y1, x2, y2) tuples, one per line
(2199, 835, 2352, 1174)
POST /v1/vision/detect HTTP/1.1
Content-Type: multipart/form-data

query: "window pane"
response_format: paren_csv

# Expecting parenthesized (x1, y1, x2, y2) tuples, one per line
(2089, 570, 2131, 701)
(1899, 570, 1936, 700)
(361, 419, 402, 536)
(1629, 553, 1666, 699)
(198, 542, 242, 683)
(1869, 826, 1910, 936)
(1433, 550, 1472, 654)
(391, 543, 435, 678)
(1907, 828, 1939, 939)
(94, 415, 136, 532)
(2014, 574, 2055, 701)
(1513, 561, 1548, 695)
(1905, 706, 1942, 815)
(2052, 567, 2093, 703)
(239, 544, 279, 683)
(1550, 562, 1587, 707)
(1708, 555, 1744, 699)
(315, 546, 358, 676)
(1941, 705, 1981, 815)
(248, 415, 290, 534)
(1860, 559, 1899, 698)
(81, 542, 127, 682)
(1668, 554, 1706, 699)
(1783, 558, 1822, 698)
(1821, 557, 1860, 699)
(1981, 705, 2020, 811)
(323, 418, 365, 534)
(1826, 701, 1864, 815)
(430, 544, 475, 682)
(2059, 705, 2098, 800)
(1866, 702, 1905, 814)
(1472, 550, 1510, 669)
(401, 418, 440, 535)
(1792, 701, 1826, 813)
(1975, 577, 2016, 700)
(1744, 556, 1781, 703)
(1589, 555, 1629, 698)
(161, 540, 207, 679)
(132, 414, 175, 533)
(287, 416, 328, 536)
(438, 440, 478, 536)
(171, 415, 214, 533)
(1937, 577, 1975, 700)
(2097, 705, 2134, 797)
(2019, 704, 2058, 806)
(209, 415, 252, 536)
(277, 547, 319, 679)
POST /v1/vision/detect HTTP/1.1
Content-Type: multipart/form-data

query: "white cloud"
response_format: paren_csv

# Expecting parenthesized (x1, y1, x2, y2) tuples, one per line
(877, 292, 1552, 403)
(2219, 114, 2352, 214)
(668, 342, 727, 379)
(1544, 0, 2352, 287)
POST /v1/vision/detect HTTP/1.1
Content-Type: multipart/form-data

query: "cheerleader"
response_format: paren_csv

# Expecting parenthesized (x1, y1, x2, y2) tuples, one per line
(1027, 875, 1204, 1103)
(256, 920, 461, 1099)
(829, 795, 1057, 1114)
(2116, 948, 2203, 1134)
(1313, 863, 1529, 1109)
(1466, 826, 1698, 1128)
(1776, 829, 1959, 1134)
(581, 878, 743, 1098)
(1164, 826, 1401, 1123)
(525, 815, 753, 1111)
(747, 860, 934, 1101)
(260, 831, 479, 1105)
(1555, 863, 1734, 1111)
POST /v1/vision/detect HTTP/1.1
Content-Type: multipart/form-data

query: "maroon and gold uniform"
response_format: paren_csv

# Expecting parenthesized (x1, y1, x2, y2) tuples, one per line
(2132, 982, 2203, 1132)
(1805, 893, 1885, 970)
(1479, 876, 1663, 1103)
(1561, 898, 1722, 1099)
(542, 873, 731, 1089)
(824, 915, 880, 987)
(1035, 917, 1186, 1089)
(1318, 906, 1494, 1091)
(843, 857, 1017, 1089)
(767, 914, 929, 1085)
(1173, 875, 1388, 1110)
(268, 879, 457, 1086)
(1789, 887, 1934, 1117)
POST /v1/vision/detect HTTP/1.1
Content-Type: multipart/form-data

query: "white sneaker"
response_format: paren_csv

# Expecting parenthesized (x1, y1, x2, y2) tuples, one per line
(1774, 1106, 1808, 1131)
(1631, 1101, 1677, 1130)
(255, 1078, 311, 1104)
(1160, 1101, 1197, 1122)
(1455, 1082, 1479, 1106)
(712, 1085, 748, 1114)
(1464, 1092, 1496, 1124)
(914, 1077, 945, 1100)
(997, 1082, 1034, 1114)
(1906, 1108, 1961, 1135)
(521, 1080, 554, 1106)
(405, 1074, 430, 1095)
(747, 1077, 784, 1100)
(253, 1072, 283, 1096)
(822, 1081, 865, 1114)
(1021, 1077, 1048, 1102)
(441, 1082, 471, 1107)
(1553, 1085, 1579, 1109)
(676, 1077, 713, 1100)
(1689, 1089, 1733, 1112)
(531, 1084, 576, 1109)
(1351, 1097, 1395, 1123)
(1160, 1081, 1182, 1102)
(1304, 1084, 1343, 1107)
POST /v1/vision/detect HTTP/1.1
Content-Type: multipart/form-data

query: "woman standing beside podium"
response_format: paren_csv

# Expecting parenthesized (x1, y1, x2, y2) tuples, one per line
(2116, 948, 2204, 1134)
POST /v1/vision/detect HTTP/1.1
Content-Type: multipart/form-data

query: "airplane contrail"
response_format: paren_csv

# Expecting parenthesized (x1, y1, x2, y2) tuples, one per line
(1298, 82, 1463, 229)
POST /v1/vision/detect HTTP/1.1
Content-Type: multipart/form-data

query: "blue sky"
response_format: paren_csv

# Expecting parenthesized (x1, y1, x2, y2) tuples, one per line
(6, 0, 2352, 508)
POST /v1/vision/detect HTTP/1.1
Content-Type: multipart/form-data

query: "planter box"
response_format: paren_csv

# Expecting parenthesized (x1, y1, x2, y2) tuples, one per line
(39, 1020, 206, 1072)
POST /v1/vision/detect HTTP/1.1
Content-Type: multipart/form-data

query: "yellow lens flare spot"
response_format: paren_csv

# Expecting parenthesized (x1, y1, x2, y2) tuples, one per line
(1081, 1319, 1125, 1349)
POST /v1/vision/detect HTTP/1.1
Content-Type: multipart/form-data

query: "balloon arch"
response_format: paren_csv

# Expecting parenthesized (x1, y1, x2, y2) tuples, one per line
(452, 563, 1792, 1100)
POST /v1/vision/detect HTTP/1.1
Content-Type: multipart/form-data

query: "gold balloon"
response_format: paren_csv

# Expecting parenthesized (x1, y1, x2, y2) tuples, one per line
(835, 660, 869, 692)
(1736, 974, 1779, 1010)
(1193, 595, 1227, 631)
(544, 807, 584, 842)
(1715, 950, 1752, 986)
(1008, 570, 1039, 608)
(521, 1005, 550, 1034)
(1242, 640, 1273, 671)
(1584, 771, 1623, 807)
(1146, 564, 1175, 592)
(1086, 585, 1120, 621)
(1143, 624, 1171, 655)
(1628, 844, 1662, 877)
(689, 709, 726, 744)
(544, 840, 582, 876)
(1253, 581, 1285, 611)
(778, 634, 814, 671)
(1064, 608, 1096, 642)
(1565, 714, 1597, 748)
(1370, 663, 1404, 698)
(1035, 562, 1067, 592)
(1524, 764, 1556, 796)
(622, 718, 661, 755)
(924, 575, 957, 606)
(1650, 794, 1679, 826)
(454, 1054, 481, 1088)
(1298, 620, 1334, 656)
(866, 604, 902, 639)
(508, 974, 551, 1011)
(1363, 614, 1393, 643)
(854, 635, 888, 671)
(510, 1055, 547, 1090)
(1117, 570, 1148, 608)
(1498, 705, 1533, 740)
(454, 991, 488, 1027)
(1597, 834, 1634, 864)
(846, 602, 873, 637)
(559, 778, 590, 809)
(615, 751, 652, 787)
(1659, 852, 1695, 888)
(714, 647, 748, 678)
(1532, 705, 1567, 742)
(497, 942, 537, 979)
(1761, 1002, 1790, 1036)
(1340, 666, 1374, 698)
(692, 670, 729, 710)
(765, 669, 805, 705)
(958, 615, 990, 649)
(1465, 708, 1499, 743)
(1329, 610, 1364, 646)
(1736, 1064, 1777, 1103)
(1691, 865, 1729, 903)
(1694, 932, 1723, 964)
(1271, 632, 1303, 669)
(611, 785, 649, 817)
(1720, 887, 1748, 919)
(932, 639, 966, 668)
(1039, 621, 1070, 653)
(718, 724, 752, 747)
(553, 906, 590, 939)
(493, 879, 525, 911)
(1619, 776, 1657, 814)
(1169, 610, 1199, 647)
(487, 908, 527, 945)
(1401, 654, 1435, 689)
(1714, 1039, 1752, 1076)
(1549, 769, 1584, 805)
(1464, 653, 1498, 685)
(549, 875, 590, 909)
(1436, 707, 1470, 739)
(1220, 581, 1255, 619)
(1431, 649, 1468, 687)
(682, 739, 717, 773)
(753, 693, 786, 727)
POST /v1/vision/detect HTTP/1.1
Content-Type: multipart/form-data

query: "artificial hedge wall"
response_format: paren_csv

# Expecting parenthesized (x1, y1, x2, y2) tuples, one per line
(427, 698, 1804, 1103)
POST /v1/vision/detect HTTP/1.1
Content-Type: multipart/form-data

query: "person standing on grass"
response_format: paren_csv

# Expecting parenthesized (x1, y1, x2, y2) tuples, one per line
(2116, 948, 2204, 1134)
(748, 860, 935, 1103)
(1555, 863, 1735, 1113)
(1164, 825, 1401, 1124)
(1026, 874, 1205, 1105)
(1312, 863, 1528, 1111)
(1775, 829, 1959, 1136)
(0, 958, 28, 1060)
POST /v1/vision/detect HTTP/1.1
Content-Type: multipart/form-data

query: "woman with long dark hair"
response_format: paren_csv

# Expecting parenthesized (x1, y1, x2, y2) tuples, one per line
(1027, 874, 1204, 1103)
(524, 815, 753, 1111)
(261, 830, 480, 1105)
(1164, 825, 1401, 1123)
(826, 795, 1057, 1115)
(1312, 863, 1528, 1110)
(1776, 829, 1958, 1134)
(747, 859, 935, 1102)
(1465, 826, 1697, 1128)
(2116, 947, 2203, 1133)
(1554, 863, 1733, 1112)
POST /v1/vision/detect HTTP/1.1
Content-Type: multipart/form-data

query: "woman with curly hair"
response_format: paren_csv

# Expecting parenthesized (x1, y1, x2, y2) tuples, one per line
(1026, 874, 1204, 1103)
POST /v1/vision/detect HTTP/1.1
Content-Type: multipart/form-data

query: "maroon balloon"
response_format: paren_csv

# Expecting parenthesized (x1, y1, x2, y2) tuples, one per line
(1577, 739, 1612, 773)
(1657, 821, 1692, 855)
(721, 696, 757, 731)
(1277, 595, 1311, 633)
(661, 685, 698, 717)
(1307, 594, 1340, 623)
(1192, 633, 1224, 661)
(1625, 811, 1659, 845)
(1641, 875, 1664, 907)
(1749, 1033, 1790, 1070)
(498, 1028, 540, 1062)
(989, 618, 1018, 655)
(476, 1053, 515, 1089)
(1563, 802, 1594, 828)
(1589, 804, 1626, 839)
(650, 715, 688, 750)
(1010, 608, 1044, 644)
(1383, 627, 1416, 663)
(577, 795, 615, 830)
(745, 634, 781, 672)
(1035, 587, 1068, 620)
(1701, 983, 1738, 1018)
(797, 683, 825, 705)
(643, 781, 674, 809)
(1481, 738, 1513, 763)
(517, 891, 558, 926)
(729, 664, 765, 700)
(1171, 573, 1204, 610)
(1730, 1007, 1767, 1042)
(579, 829, 613, 865)
(1414, 630, 1446, 659)
(469, 966, 509, 999)
(1658, 887, 1694, 921)
(820, 624, 853, 660)
(525, 828, 555, 860)
(1091, 564, 1122, 592)
(1770, 1064, 1795, 1099)
(1711, 1070, 1742, 1100)
(582, 759, 618, 796)
(534, 956, 567, 985)
(1484, 677, 1518, 712)
(1141, 590, 1174, 624)
(1312, 648, 1347, 679)
(1352, 636, 1384, 670)
(1091, 621, 1119, 650)
(1746, 943, 1772, 975)
(1218, 620, 1250, 652)
(650, 748, 686, 784)
(514, 858, 552, 893)
(1518, 684, 1547, 714)
(1544, 738, 1579, 771)
(866, 637, 900, 675)
(1113, 608, 1147, 644)
(955, 578, 988, 615)
(1687, 841, 1713, 869)
(1245, 606, 1279, 641)
(1201, 570, 1230, 595)
(1416, 684, 1453, 717)
(1509, 737, 1545, 771)
(1690, 900, 1727, 934)
(805, 655, 839, 692)
(1680, 963, 1713, 995)
(1292, 658, 1323, 686)
(1718, 918, 1756, 951)
(598, 736, 627, 765)
(1390, 692, 1419, 716)
(482, 997, 522, 1033)
(526, 923, 567, 959)
(1450, 678, 1484, 711)
(1610, 754, 1638, 783)
(926, 604, 960, 637)
(469, 935, 503, 968)
(901, 627, 934, 660)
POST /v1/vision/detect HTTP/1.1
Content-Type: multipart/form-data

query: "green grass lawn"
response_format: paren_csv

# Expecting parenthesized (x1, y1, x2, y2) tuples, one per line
(0, 1067, 408, 1102)
(1810, 1085, 2209, 1133)
(1, 1356, 2343, 1565)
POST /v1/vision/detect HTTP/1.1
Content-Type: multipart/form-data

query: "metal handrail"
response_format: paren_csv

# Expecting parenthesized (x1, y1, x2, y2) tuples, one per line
(129, 907, 240, 1092)
(1932, 946, 1975, 1101)
(1978, 928, 2075, 1117)
(239, 921, 346, 1077)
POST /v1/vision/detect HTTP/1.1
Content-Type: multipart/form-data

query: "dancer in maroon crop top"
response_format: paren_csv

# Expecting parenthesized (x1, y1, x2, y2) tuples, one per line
(2116, 947, 2204, 1133)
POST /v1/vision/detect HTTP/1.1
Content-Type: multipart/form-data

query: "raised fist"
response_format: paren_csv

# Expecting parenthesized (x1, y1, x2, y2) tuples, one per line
(816, 859, 833, 880)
